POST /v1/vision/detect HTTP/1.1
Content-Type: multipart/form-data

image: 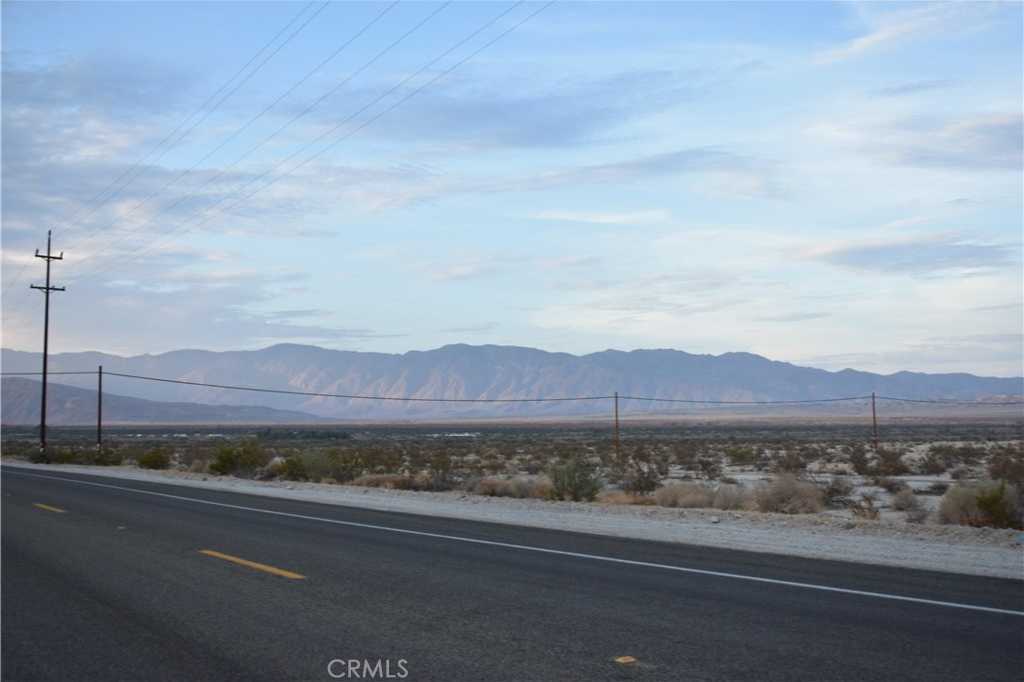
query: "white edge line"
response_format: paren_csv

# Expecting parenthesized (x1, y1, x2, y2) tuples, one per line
(5, 468, 1023, 618)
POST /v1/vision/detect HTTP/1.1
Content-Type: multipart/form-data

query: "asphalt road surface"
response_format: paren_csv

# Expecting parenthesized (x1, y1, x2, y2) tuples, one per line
(2, 467, 1022, 681)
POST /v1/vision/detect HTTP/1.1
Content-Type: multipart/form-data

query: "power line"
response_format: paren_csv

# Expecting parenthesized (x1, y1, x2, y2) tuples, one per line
(1, 2, 323, 296)
(618, 395, 872, 405)
(195, 0, 547, 234)
(65, 0, 439, 283)
(48, 1, 334, 274)
(2, 371, 98, 376)
(876, 395, 1024, 406)
(104, 371, 612, 402)
(73, 2, 327, 230)
(5, 370, 1020, 407)
(69, 0, 535, 283)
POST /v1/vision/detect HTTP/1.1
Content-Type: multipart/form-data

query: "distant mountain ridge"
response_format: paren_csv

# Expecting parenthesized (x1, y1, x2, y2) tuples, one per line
(1, 377, 323, 425)
(2, 344, 1021, 419)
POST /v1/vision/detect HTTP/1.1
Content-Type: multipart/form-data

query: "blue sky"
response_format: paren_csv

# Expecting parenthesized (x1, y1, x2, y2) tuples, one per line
(1, 1, 1021, 376)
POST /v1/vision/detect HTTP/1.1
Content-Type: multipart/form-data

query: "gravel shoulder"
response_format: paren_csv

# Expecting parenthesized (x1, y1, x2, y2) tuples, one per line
(3, 460, 1022, 580)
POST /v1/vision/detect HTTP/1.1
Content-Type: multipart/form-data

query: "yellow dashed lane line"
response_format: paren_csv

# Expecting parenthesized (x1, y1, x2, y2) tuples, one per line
(199, 549, 305, 580)
(33, 503, 67, 514)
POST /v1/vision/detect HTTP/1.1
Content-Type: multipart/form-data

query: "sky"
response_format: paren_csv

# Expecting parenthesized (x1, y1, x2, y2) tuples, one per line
(1, 1, 1021, 377)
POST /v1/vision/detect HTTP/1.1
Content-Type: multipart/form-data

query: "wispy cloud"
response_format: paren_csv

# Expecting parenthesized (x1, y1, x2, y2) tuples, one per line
(807, 234, 1019, 274)
(818, 3, 997, 63)
(807, 334, 1024, 377)
(531, 209, 670, 225)
(755, 312, 830, 323)
(812, 113, 1023, 172)
(872, 79, 953, 97)
(439, 322, 498, 334)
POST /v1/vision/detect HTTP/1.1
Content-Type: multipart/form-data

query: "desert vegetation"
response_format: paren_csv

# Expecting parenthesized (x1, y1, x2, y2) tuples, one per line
(3, 420, 1022, 529)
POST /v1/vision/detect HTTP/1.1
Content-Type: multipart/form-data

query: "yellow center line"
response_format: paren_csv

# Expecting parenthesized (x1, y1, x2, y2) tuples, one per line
(33, 503, 67, 514)
(198, 549, 305, 580)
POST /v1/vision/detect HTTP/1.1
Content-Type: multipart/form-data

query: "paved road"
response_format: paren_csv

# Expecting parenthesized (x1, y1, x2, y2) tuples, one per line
(2, 467, 1022, 681)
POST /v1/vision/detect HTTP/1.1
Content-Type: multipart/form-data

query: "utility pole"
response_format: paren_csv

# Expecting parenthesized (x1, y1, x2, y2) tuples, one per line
(97, 365, 103, 449)
(871, 391, 879, 451)
(30, 230, 64, 455)
(613, 391, 620, 460)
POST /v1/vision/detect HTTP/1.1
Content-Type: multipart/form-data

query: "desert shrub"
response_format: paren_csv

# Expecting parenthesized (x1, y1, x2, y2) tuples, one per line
(922, 481, 949, 496)
(949, 466, 972, 480)
(976, 483, 1020, 528)
(547, 456, 602, 502)
(850, 492, 880, 520)
(873, 449, 909, 476)
(712, 484, 750, 510)
(619, 460, 662, 495)
(209, 439, 270, 476)
(696, 456, 723, 481)
(872, 476, 906, 494)
(610, 444, 668, 495)
(189, 459, 208, 473)
(654, 482, 715, 508)
(819, 476, 854, 509)
(48, 447, 80, 465)
(755, 475, 823, 514)
(426, 451, 453, 489)
(989, 451, 1024, 488)
(669, 441, 700, 469)
(915, 453, 949, 475)
(93, 447, 124, 466)
(724, 446, 757, 466)
(280, 456, 308, 481)
(137, 448, 171, 470)
(905, 507, 929, 524)
(890, 487, 919, 511)
(326, 449, 368, 483)
(930, 443, 987, 466)
(848, 449, 871, 476)
(774, 449, 807, 474)
(939, 482, 1022, 529)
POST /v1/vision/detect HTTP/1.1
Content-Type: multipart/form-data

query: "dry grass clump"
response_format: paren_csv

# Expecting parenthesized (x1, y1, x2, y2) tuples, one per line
(890, 487, 919, 511)
(712, 484, 750, 510)
(655, 482, 715, 508)
(470, 476, 552, 499)
(755, 475, 824, 514)
(350, 473, 412, 489)
(349, 473, 446, 491)
(653, 482, 752, 510)
(597, 491, 657, 506)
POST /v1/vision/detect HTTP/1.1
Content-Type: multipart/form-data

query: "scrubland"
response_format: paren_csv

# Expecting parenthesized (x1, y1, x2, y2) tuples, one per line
(4, 420, 1022, 531)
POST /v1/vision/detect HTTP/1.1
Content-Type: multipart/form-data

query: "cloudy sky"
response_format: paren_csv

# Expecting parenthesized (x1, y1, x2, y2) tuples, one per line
(1, 1, 1021, 376)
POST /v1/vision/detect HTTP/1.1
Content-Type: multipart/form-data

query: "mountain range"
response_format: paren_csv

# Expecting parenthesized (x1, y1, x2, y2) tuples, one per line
(1, 377, 322, 425)
(2, 344, 1021, 421)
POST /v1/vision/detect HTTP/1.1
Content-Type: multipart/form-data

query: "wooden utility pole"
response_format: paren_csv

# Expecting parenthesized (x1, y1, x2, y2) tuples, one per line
(30, 230, 64, 455)
(97, 365, 103, 449)
(871, 391, 879, 451)
(613, 391, 621, 460)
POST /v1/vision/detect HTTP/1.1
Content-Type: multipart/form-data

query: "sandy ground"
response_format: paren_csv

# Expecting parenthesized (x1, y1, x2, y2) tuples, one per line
(3, 460, 1022, 580)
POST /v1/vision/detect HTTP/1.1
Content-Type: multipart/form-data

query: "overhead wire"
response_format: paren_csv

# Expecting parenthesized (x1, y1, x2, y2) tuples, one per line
(3, 370, 1021, 407)
(1, 1, 323, 295)
(69, 1, 540, 281)
(65, 0, 446, 282)
(64, 0, 400, 272)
